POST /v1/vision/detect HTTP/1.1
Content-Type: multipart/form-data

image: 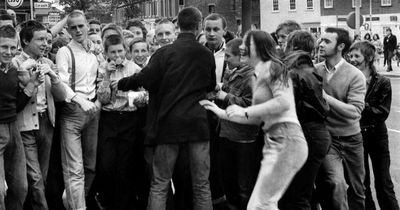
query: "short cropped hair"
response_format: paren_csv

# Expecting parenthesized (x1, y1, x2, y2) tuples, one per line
(0, 24, 16, 39)
(129, 37, 148, 52)
(103, 34, 126, 53)
(286, 30, 315, 53)
(177, 7, 202, 31)
(19, 20, 46, 48)
(276, 20, 301, 35)
(67, 10, 86, 26)
(204, 13, 227, 29)
(226, 38, 242, 56)
(325, 27, 352, 55)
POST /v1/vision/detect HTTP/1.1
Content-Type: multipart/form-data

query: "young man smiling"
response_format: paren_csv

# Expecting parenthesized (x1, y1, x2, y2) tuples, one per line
(12, 20, 66, 210)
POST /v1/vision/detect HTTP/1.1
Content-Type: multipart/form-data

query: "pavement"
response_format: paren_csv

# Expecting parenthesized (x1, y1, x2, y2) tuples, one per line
(375, 56, 400, 78)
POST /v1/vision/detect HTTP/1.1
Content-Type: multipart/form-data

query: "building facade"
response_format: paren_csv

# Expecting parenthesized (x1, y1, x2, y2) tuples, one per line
(260, 0, 321, 33)
(320, 0, 400, 40)
(183, 0, 260, 34)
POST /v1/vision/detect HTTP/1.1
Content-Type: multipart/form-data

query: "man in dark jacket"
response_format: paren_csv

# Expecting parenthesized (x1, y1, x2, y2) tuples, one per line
(383, 28, 397, 72)
(116, 7, 216, 210)
(349, 41, 399, 210)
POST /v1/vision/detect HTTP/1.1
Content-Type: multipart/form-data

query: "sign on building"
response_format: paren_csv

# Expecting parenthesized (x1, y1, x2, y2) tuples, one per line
(48, 12, 60, 24)
(7, 0, 24, 8)
(34, 2, 50, 9)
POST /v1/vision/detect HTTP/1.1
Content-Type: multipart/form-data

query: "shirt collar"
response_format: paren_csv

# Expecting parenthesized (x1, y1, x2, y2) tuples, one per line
(323, 58, 344, 73)
(0, 62, 10, 73)
(70, 39, 93, 53)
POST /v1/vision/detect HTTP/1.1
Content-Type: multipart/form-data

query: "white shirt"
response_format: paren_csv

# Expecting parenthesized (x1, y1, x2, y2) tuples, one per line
(323, 58, 345, 82)
(57, 39, 99, 102)
(214, 43, 226, 83)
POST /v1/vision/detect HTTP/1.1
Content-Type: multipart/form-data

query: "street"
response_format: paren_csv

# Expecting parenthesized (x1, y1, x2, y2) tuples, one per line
(369, 75, 400, 209)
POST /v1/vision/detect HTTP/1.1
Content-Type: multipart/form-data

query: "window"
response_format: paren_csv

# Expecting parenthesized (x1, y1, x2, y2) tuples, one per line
(289, 0, 296, 10)
(208, 4, 215, 13)
(306, 0, 313, 10)
(352, 0, 362, 7)
(324, 0, 333, 8)
(390, 16, 398, 22)
(272, 0, 279, 11)
(381, 0, 391, 6)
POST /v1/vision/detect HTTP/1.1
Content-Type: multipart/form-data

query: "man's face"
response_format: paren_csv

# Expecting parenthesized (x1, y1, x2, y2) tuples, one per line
(24, 30, 48, 58)
(204, 19, 225, 48)
(225, 46, 241, 70)
(105, 43, 126, 61)
(44, 32, 53, 55)
(89, 23, 101, 35)
(349, 48, 367, 70)
(319, 32, 339, 58)
(0, 20, 13, 27)
(386, 29, 392, 36)
(276, 27, 289, 49)
(88, 34, 103, 53)
(128, 26, 143, 39)
(0, 37, 18, 64)
(131, 42, 149, 66)
(155, 23, 175, 47)
(67, 15, 88, 43)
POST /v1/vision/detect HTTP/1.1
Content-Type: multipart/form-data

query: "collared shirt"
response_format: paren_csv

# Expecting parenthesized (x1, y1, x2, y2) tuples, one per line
(97, 59, 148, 112)
(0, 63, 11, 73)
(57, 39, 99, 102)
(322, 58, 345, 81)
(12, 51, 48, 113)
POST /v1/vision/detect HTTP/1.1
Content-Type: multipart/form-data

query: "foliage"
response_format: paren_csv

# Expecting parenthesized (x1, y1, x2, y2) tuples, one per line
(60, 0, 96, 13)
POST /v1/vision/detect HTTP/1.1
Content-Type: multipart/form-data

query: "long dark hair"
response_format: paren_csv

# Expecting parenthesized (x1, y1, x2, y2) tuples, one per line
(244, 30, 288, 85)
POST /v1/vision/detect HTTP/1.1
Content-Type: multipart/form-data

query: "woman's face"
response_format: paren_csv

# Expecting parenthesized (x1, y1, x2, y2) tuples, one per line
(239, 34, 259, 67)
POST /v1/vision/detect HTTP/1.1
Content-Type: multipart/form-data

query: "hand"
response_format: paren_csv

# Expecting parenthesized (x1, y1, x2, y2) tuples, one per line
(199, 100, 225, 117)
(30, 70, 45, 87)
(216, 90, 227, 100)
(74, 96, 97, 115)
(20, 59, 37, 72)
(38, 63, 58, 79)
(226, 104, 246, 118)
(106, 61, 117, 72)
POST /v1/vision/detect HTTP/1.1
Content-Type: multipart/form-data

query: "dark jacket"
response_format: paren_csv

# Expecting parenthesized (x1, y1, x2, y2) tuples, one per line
(360, 71, 391, 128)
(384, 34, 397, 52)
(0, 64, 32, 123)
(285, 51, 329, 124)
(219, 64, 259, 142)
(118, 33, 216, 145)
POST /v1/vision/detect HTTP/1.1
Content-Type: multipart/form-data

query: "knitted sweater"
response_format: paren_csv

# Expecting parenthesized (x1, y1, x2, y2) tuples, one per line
(315, 60, 366, 136)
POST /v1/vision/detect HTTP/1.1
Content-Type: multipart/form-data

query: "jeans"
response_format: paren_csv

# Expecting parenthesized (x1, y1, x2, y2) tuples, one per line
(59, 102, 99, 210)
(219, 137, 260, 210)
(147, 141, 212, 210)
(21, 111, 53, 210)
(247, 122, 308, 210)
(0, 121, 28, 210)
(279, 122, 331, 210)
(362, 124, 399, 210)
(316, 133, 365, 210)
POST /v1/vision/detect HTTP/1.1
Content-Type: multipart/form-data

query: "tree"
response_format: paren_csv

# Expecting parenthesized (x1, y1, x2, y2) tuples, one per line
(112, 0, 147, 19)
(60, 0, 97, 13)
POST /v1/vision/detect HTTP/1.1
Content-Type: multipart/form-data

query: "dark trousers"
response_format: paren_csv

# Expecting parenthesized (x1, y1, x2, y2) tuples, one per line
(316, 133, 365, 210)
(21, 111, 53, 210)
(384, 50, 394, 70)
(362, 124, 400, 210)
(219, 137, 260, 210)
(279, 121, 331, 210)
(0, 121, 28, 210)
(96, 110, 144, 210)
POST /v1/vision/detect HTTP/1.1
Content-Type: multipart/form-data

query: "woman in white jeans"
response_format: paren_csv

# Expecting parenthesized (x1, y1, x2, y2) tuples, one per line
(200, 30, 308, 210)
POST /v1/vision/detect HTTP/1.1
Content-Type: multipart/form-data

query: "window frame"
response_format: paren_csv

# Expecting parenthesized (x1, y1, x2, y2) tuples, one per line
(381, 0, 391, 6)
(306, 0, 314, 10)
(289, 0, 296, 11)
(272, 0, 279, 12)
(324, 0, 333, 8)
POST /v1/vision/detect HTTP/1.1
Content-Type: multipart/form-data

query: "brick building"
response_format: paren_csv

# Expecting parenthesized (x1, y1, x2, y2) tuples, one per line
(260, 0, 321, 34)
(320, 0, 400, 40)
(183, 0, 260, 33)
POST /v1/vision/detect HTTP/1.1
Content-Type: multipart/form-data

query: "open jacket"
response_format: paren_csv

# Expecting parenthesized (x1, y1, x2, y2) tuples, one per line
(360, 70, 391, 128)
